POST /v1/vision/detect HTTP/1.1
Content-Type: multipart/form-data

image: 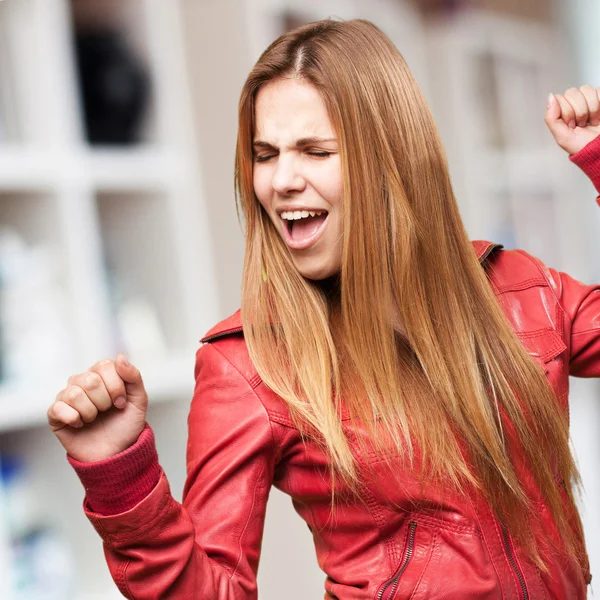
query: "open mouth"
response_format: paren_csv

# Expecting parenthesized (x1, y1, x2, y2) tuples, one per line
(280, 209, 329, 250)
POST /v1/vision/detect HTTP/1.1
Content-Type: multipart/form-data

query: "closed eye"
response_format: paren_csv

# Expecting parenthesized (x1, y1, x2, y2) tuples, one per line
(254, 154, 275, 163)
(254, 150, 333, 163)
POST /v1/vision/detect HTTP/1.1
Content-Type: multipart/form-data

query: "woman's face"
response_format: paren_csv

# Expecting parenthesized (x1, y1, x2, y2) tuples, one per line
(253, 78, 343, 281)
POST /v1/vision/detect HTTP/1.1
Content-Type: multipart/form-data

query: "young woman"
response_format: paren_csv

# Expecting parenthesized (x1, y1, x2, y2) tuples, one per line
(47, 19, 600, 599)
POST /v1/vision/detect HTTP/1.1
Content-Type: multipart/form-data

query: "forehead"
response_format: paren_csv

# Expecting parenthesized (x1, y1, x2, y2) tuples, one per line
(254, 78, 335, 140)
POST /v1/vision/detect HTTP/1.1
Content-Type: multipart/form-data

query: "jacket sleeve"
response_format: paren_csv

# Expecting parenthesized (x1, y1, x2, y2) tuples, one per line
(549, 134, 600, 376)
(539, 265, 600, 378)
(69, 342, 277, 600)
(569, 132, 600, 207)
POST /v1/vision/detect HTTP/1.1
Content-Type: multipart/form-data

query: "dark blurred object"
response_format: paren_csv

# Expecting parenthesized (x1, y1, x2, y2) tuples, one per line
(282, 11, 309, 33)
(417, 0, 463, 13)
(74, 29, 150, 145)
(416, 0, 553, 21)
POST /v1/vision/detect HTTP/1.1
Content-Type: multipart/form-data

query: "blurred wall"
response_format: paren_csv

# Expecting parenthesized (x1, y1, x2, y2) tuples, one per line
(416, 0, 553, 20)
(180, 0, 249, 319)
(180, 2, 325, 597)
(556, 0, 600, 581)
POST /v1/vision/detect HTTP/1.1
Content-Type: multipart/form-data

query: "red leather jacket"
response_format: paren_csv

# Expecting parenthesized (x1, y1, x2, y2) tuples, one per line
(68, 139, 600, 599)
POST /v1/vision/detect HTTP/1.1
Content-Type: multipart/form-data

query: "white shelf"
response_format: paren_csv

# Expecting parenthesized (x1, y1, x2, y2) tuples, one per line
(0, 147, 62, 190)
(0, 351, 195, 434)
(0, 0, 217, 598)
(0, 146, 185, 191)
(86, 146, 186, 191)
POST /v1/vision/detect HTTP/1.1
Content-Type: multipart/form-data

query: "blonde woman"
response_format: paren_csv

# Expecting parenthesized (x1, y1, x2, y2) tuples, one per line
(48, 19, 600, 599)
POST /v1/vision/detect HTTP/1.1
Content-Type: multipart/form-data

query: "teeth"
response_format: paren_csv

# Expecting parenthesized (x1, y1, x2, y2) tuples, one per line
(281, 210, 325, 220)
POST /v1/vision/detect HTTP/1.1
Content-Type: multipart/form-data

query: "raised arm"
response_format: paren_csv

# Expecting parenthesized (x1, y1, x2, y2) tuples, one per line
(542, 86, 600, 376)
(64, 343, 276, 599)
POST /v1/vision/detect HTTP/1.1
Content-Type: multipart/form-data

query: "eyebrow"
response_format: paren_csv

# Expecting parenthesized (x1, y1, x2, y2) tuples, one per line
(252, 136, 338, 149)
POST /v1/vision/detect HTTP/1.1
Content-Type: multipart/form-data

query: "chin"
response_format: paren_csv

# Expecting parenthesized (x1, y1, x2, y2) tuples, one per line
(295, 261, 338, 281)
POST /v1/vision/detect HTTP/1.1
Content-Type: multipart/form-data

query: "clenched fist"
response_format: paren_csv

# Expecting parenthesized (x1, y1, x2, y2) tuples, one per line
(546, 85, 600, 155)
(47, 353, 148, 463)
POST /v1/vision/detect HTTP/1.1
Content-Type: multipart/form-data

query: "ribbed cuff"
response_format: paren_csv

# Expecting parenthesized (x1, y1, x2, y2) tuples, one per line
(67, 423, 161, 516)
(569, 134, 600, 205)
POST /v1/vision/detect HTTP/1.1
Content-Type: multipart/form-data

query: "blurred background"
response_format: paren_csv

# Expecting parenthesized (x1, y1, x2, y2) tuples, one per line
(0, 0, 598, 598)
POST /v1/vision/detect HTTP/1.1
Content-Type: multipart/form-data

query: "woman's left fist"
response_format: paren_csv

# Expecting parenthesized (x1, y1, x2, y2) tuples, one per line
(545, 85, 600, 155)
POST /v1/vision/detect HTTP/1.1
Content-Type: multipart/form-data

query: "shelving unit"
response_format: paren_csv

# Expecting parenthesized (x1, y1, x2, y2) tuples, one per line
(422, 9, 589, 272)
(0, 0, 219, 597)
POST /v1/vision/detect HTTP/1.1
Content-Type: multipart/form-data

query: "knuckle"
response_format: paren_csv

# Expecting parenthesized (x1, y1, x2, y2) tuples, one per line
(67, 385, 84, 403)
(84, 372, 102, 390)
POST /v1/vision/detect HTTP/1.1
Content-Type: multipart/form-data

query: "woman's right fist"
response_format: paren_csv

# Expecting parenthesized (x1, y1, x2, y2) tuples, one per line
(47, 353, 148, 463)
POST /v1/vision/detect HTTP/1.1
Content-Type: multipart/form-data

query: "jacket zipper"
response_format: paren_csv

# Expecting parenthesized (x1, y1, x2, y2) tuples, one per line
(500, 523, 528, 600)
(376, 521, 417, 600)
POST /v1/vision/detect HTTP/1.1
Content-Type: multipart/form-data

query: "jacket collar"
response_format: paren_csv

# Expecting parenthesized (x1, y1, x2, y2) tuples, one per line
(201, 240, 503, 342)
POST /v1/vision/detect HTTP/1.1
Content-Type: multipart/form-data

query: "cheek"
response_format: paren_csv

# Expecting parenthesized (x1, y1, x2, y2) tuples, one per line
(319, 161, 342, 209)
(252, 171, 276, 226)
(253, 167, 270, 206)
(329, 181, 342, 210)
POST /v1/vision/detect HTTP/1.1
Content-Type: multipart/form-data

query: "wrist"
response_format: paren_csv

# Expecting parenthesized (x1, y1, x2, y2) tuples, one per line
(569, 134, 600, 195)
(68, 423, 161, 515)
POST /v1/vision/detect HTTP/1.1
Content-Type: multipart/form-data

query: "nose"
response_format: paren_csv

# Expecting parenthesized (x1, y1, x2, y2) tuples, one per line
(271, 154, 306, 195)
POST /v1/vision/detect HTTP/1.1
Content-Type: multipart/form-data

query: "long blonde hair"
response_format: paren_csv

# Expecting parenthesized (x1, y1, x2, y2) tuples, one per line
(235, 18, 586, 575)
